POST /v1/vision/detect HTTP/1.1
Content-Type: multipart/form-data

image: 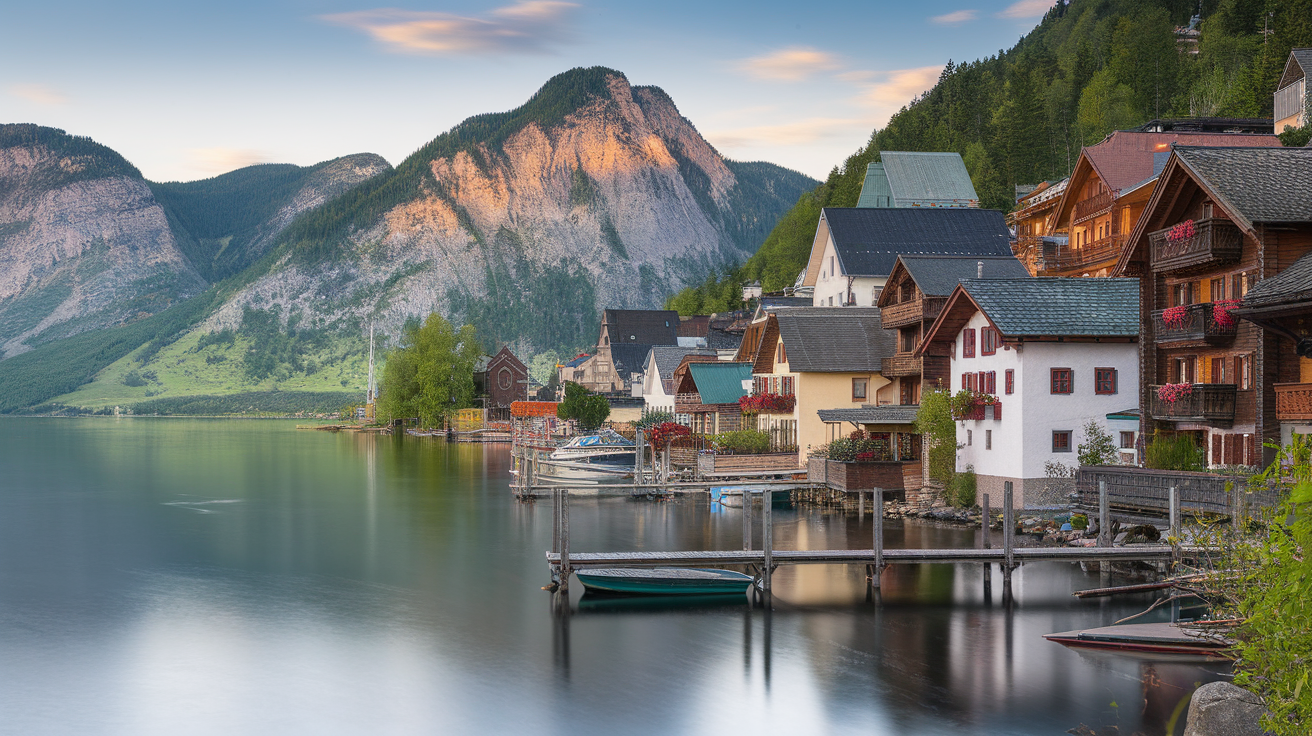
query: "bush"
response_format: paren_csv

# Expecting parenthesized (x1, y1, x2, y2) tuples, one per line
(1145, 432, 1205, 472)
(916, 388, 958, 487)
(711, 430, 770, 455)
(635, 410, 673, 430)
(1077, 419, 1120, 466)
(950, 465, 978, 508)
(122, 370, 147, 387)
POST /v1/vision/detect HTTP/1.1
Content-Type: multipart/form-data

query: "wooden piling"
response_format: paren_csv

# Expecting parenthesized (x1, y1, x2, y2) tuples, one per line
(1002, 481, 1014, 601)
(743, 488, 752, 551)
(560, 488, 571, 591)
(982, 492, 992, 594)
(762, 489, 773, 593)
(1098, 479, 1110, 548)
(872, 488, 884, 589)
(1169, 486, 1179, 541)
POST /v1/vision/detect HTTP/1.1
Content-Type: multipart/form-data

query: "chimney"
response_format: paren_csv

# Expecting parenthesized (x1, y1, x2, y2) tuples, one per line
(977, 261, 984, 278)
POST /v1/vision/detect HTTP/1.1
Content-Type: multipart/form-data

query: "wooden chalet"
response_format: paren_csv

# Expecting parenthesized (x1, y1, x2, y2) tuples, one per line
(478, 346, 529, 419)
(876, 254, 1031, 404)
(1009, 179, 1067, 274)
(672, 360, 753, 434)
(1235, 250, 1312, 443)
(1275, 49, 1312, 134)
(1036, 129, 1280, 278)
(1114, 145, 1312, 467)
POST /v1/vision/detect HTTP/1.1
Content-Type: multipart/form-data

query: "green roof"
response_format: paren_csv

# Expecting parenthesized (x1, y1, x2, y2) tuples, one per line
(688, 362, 753, 405)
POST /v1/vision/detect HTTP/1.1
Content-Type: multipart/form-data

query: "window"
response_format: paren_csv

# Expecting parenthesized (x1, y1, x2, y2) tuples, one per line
(981, 327, 999, 356)
(852, 377, 868, 401)
(1094, 367, 1117, 395)
(1174, 357, 1196, 384)
(1241, 354, 1253, 390)
(967, 429, 973, 446)
(963, 328, 976, 358)
(962, 373, 970, 391)
(1174, 282, 1194, 307)
(781, 376, 794, 395)
(829, 256, 834, 277)
(1005, 369, 1015, 395)
(985, 371, 997, 394)
(985, 430, 992, 450)
(1053, 430, 1072, 452)
(900, 327, 917, 353)
(777, 342, 787, 364)
(828, 296, 833, 306)
(1120, 431, 1136, 449)
(1211, 357, 1228, 384)
(1210, 277, 1226, 302)
(1050, 368, 1073, 394)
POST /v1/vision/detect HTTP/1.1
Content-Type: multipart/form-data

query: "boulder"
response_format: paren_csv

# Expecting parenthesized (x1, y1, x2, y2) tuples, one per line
(1184, 682, 1274, 736)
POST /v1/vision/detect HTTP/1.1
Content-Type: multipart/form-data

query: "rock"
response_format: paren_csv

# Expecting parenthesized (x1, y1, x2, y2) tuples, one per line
(1183, 682, 1274, 736)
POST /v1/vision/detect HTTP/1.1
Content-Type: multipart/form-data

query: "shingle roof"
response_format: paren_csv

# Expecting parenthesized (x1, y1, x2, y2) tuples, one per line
(881, 152, 980, 206)
(899, 255, 1032, 297)
(961, 278, 1139, 337)
(610, 343, 654, 381)
(818, 406, 920, 425)
(688, 362, 753, 405)
(824, 208, 1013, 278)
(760, 295, 812, 311)
(678, 315, 711, 338)
(602, 309, 679, 346)
(775, 308, 897, 372)
(1279, 49, 1312, 89)
(705, 327, 743, 351)
(648, 346, 716, 381)
(1084, 130, 1281, 193)
(1241, 250, 1312, 309)
(1173, 146, 1312, 226)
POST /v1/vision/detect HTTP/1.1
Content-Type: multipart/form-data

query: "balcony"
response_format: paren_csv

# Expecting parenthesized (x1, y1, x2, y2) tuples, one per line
(1036, 235, 1125, 275)
(881, 354, 922, 378)
(1275, 383, 1312, 422)
(1150, 302, 1238, 345)
(1149, 218, 1243, 273)
(1149, 383, 1237, 424)
(1072, 190, 1114, 222)
(880, 296, 947, 329)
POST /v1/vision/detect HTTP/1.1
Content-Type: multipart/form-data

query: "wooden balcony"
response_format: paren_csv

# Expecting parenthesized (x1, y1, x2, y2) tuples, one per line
(1036, 235, 1124, 275)
(1275, 383, 1312, 422)
(879, 296, 947, 329)
(1072, 190, 1114, 222)
(1149, 218, 1243, 273)
(881, 354, 922, 378)
(1149, 383, 1237, 424)
(1150, 302, 1238, 345)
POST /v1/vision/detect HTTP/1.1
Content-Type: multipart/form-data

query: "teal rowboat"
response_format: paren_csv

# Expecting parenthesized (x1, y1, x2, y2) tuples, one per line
(575, 568, 754, 596)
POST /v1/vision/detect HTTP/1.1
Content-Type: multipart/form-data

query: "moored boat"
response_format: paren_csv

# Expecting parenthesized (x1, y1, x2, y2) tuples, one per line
(575, 567, 754, 596)
(1044, 622, 1232, 659)
(540, 430, 636, 483)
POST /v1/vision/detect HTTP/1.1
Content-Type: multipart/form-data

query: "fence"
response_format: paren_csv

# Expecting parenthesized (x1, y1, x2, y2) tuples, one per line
(1075, 465, 1281, 517)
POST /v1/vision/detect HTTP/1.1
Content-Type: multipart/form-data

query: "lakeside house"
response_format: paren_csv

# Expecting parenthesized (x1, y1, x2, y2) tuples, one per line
(1236, 249, 1312, 443)
(672, 361, 753, 434)
(1113, 145, 1312, 467)
(639, 346, 716, 413)
(918, 277, 1140, 508)
(877, 254, 1031, 405)
(569, 309, 680, 394)
(475, 346, 530, 420)
(1275, 49, 1312, 134)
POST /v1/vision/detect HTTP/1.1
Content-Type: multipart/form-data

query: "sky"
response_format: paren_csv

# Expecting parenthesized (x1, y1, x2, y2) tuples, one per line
(2, 0, 1057, 182)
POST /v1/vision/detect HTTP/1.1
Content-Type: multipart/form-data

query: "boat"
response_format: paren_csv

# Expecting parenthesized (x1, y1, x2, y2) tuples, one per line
(575, 567, 755, 596)
(539, 430, 637, 483)
(1044, 622, 1233, 659)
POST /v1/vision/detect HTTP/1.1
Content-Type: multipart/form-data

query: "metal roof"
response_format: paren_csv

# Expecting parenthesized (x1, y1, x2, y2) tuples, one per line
(823, 207, 1013, 278)
(961, 278, 1140, 337)
(775, 308, 896, 372)
(687, 362, 753, 405)
(882, 152, 979, 206)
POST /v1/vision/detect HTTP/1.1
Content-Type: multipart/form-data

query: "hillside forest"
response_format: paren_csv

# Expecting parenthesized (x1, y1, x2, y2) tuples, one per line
(666, 0, 1312, 315)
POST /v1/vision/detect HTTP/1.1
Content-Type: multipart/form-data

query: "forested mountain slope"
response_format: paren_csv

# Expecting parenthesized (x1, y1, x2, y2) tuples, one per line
(667, 0, 1312, 314)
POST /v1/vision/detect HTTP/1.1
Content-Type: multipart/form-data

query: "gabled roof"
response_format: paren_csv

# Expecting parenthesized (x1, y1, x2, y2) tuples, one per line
(775, 308, 896, 372)
(563, 354, 591, 369)
(610, 343, 654, 381)
(1172, 146, 1312, 227)
(647, 346, 716, 381)
(897, 255, 1032, 298)
(487, 346, 527, 372)
(706, 326, 743, 351)
(1279, 49, 1312, 90)
(1241, 250, 1312, 310)
(687, 362, 753, 405)
(678, 315, 711, 338)
(857, 152, 979, 208)
(823, 207, 1013, 278)
(602, 309, 679, 346)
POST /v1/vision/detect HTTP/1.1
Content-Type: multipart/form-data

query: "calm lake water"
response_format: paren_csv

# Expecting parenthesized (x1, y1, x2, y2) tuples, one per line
(0, 418, 1226, 735)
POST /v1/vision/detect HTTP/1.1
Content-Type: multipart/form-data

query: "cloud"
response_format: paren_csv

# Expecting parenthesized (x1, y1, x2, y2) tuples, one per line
(321, 2, 578, 56)
(735, 47, 842, 82)
(998, 0, 1055, 19)
(705, 117, 864, 150)
(186, 148, 269, 176)
(930, 9, 978, 25)
(9, 84, 67, 106)
(855, 65, 944, 110)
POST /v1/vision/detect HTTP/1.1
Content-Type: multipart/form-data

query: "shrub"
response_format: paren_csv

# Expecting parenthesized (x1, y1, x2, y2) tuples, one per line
(1145, 432, 1205, 472)
(711, 429, 771, 454)
(635, 410, 673, 430)
(950, 465, 977, 508)
(122, 370, 146, 387)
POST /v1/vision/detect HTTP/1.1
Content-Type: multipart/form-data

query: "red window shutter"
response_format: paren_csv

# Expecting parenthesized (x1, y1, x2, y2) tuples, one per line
(963, 329, 975, 358)
(993, 401, 1002, 420)
(1233, 357, 1242, 386)
(962, 373, 969, 390)
(1005, 369, 1014, 395)
(1223, 434, 1236, 465)
(1212, 434, 1223, 465)
(987, 371, 996, 394)
(1246, 435, 1257, 465)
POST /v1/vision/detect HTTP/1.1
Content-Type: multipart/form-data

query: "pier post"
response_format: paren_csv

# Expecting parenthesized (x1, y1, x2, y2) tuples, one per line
(872, 488, 884, 589)
(635, 430, 644, 487)
(982, 493, 992, 596)
(1232, 482, 1243, 533)
(1002, 481, 1014, 603)
(762, 489, 773, 593)
(560, 488, 571, 591)
(552, 487, 561, 554)
(858, 491, 865, 519)
(1169, 486, 1179, 541)
(1098, 479, 1110, 548)
(743, 487, 752, 551)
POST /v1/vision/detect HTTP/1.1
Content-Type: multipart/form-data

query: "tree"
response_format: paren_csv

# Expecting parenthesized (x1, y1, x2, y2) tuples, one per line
(1077, 419, 1120, 466)
(378, 313, 481, 427)
(916, 388, 959, 491)
(556, 382, 610, 431)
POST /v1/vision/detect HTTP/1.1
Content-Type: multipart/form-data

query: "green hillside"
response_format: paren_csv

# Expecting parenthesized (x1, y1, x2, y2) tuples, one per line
(667, 0, 1312, 314)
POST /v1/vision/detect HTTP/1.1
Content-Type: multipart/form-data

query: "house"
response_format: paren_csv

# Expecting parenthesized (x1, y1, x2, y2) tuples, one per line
(639, 346, 717, 413)
(855, 151, 980, 209)
(557, 353, 591, 388)
(571, 309, 680, 393)
(1009, 179, 1067, 274)
(917, 278, 1140, 508)
(479, 347, 529, 419)
(1235, 249, 1312, 443)
(1114, 145, 1312, 466)
(1036, 128, 1280, 278)
(799, 207, 1014, 308)
(1276, 49, 1312, 134)
(877, 254, 1031, 405)
(672, 361, 753, 434)
(748, 308, 898, 463)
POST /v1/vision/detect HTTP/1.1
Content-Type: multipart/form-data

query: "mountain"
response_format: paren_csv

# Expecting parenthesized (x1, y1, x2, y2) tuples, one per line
(0, 68, 815, 413)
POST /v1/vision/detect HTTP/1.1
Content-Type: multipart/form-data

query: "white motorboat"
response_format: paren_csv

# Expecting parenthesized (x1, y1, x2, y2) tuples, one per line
(539, 430, 636, 484)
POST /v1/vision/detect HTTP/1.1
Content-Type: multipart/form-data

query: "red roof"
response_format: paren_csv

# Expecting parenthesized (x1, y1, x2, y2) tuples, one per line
(511, 401, 559, 418)
(1085, 130, 1282, 192)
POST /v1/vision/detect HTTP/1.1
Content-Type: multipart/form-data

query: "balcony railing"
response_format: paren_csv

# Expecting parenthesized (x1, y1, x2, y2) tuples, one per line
(1072, 190, 1114, 222)
(880, 296, 947, 329)
(1150, 302, 1238, 345)
(881, 354, 922, 377)
(1149, 218, 1243, 273)
(1036, 235, 1125, 274)
(1149, 383, 1237, 424)
(1275, 382, 1312, 421)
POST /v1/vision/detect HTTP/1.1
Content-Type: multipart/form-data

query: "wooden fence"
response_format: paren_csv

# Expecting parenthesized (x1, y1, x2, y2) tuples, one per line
(1075, 466, 1281, 517)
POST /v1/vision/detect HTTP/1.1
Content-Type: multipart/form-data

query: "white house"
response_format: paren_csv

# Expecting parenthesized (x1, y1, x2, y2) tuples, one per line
(918, 277, 1140, 508)
(639, 346, 716, 413)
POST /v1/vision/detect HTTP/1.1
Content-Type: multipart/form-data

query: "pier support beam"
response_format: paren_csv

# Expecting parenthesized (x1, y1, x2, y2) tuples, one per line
(1002, 481, 1014, 604)
(762, 489, 773, 594)
(1169, 486, 1179, 542)
(871, 488, 884, 589)
(743, 488, 752, 551)
(982, 493, 992, 601)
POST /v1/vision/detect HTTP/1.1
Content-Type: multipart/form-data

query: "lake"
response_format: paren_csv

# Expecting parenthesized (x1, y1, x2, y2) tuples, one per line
(0, 418, 1225, 735)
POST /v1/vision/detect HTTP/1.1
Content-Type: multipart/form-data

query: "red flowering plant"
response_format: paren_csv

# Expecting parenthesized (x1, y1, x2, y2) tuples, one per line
(948, 390, 999, 420)
(1156, 383, 1193, 403)
(1166, 219, 1196, 243)
(1161, 305, 1190, 330)
(1213, 299, 1241, 329)
(738, 393, 796, 415)
(647, 422, 691, 447)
